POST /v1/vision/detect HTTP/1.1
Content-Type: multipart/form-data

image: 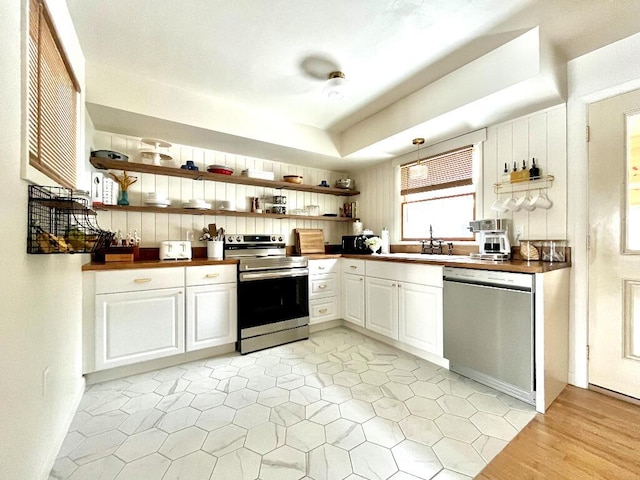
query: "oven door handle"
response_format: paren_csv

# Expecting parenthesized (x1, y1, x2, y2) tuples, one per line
(239, 268, 309, 282)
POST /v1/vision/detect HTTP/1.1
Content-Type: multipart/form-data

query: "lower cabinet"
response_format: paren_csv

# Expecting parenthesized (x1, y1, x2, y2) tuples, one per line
(398, 281, 443, 356)
(342, 272, 365, 327)
(95, 287, 185, 370)
(309, 259, 340, 325)
(365, 277, 398, 338)
(186, 283, 237, 350)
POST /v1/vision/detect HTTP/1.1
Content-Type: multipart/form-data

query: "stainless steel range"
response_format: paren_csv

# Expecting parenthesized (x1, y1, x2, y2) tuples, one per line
(225, 234, 309, 354)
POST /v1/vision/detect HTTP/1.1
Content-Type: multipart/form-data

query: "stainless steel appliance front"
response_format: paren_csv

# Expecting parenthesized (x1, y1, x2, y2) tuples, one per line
(225, 234, 309, 354)
(443, 267, 535, 405)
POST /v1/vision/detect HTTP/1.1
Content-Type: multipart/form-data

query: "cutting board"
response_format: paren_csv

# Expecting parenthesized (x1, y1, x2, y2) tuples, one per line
(295, 229, 325, 254)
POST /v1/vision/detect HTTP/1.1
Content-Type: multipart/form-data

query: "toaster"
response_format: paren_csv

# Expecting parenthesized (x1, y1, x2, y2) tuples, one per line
(159, 241, 192, 260)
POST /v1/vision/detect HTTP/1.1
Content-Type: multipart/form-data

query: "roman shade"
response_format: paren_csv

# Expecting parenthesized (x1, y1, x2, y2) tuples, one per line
(400, 146, 474, 196)
(28, 0, 80, 189)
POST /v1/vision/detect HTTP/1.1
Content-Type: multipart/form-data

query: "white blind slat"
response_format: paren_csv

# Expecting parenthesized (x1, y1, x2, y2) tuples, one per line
(401, 146, 474, 196)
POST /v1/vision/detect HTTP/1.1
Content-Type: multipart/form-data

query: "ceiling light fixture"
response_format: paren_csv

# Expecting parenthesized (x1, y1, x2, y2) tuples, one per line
(323, 71, 348, 101)
(413, 137, 425, 162)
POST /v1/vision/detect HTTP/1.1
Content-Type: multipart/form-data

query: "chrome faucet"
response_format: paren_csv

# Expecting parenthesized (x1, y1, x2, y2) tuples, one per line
(421, 225, 443, 254)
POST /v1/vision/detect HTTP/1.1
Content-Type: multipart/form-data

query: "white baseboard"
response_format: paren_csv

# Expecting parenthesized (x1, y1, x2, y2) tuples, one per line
(39, 375, 86, 480)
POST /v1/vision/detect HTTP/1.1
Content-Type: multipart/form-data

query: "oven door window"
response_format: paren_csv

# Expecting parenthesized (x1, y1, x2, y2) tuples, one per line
(238, 275, 309, 329)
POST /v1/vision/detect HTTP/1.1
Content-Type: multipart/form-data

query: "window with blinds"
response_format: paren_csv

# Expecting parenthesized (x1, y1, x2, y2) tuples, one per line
(401, 145, 476, 240)
(400, 146, 474, 195)
(28, 0, 80, 189)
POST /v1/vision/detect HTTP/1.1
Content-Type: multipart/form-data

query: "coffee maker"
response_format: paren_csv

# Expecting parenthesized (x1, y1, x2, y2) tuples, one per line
(468, 219, 511, 260)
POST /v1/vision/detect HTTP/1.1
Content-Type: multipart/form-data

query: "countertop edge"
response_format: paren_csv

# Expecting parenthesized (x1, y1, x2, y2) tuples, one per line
(83, 253, 570, 273)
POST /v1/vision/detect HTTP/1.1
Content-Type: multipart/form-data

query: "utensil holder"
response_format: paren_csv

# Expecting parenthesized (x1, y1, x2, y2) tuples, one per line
(207, 240, 224, 260)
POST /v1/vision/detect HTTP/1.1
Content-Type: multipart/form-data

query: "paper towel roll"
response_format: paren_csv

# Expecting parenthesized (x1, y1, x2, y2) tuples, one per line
(381, 228, 390, 254)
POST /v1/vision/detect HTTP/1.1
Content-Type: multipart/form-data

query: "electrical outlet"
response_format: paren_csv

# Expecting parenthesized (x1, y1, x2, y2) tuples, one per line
(515, 225, 524, 239)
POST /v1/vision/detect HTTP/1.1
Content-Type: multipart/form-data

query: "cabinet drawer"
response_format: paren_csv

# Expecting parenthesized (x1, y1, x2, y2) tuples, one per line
(341, 258, 366, 275)
(186, 264, 236, 286)
(366, 261, 443, 287)
(310, 273, 338, 299)
(95, 267, 184, 294)
(309, 259, 339, 275)
(310, 297, 339, 323)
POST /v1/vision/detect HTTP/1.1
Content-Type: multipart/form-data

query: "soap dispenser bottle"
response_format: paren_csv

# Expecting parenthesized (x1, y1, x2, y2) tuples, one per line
(529, 158, 540, 179)
(381, 227, 390, 254)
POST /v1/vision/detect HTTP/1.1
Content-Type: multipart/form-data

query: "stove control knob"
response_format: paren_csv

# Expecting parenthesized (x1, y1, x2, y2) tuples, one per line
(279, 236, 284, 242)
(227, 237, 233, 242)
(236, 236, 242, 242)
(271, 236, 276, 242)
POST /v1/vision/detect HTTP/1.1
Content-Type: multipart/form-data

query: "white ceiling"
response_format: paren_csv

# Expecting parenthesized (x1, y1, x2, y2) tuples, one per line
(66, 0, 640, 167)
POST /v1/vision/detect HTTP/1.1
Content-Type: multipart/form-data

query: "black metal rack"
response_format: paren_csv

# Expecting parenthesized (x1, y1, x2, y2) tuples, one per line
(27, 185, 114, 254)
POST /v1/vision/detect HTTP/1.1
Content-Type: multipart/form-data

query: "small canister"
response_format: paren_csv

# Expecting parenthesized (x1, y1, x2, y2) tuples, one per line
(273, 195, 287, 205)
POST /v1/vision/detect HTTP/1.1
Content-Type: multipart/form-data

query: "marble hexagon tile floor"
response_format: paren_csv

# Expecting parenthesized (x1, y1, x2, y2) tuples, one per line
(49, 327, 536, 480)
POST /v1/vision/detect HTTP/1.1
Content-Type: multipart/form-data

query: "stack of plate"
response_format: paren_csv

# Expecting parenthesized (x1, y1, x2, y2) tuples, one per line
(145, 192, 171, 208)
(207, 165, 234, 175)
(183, 199, 211, 209)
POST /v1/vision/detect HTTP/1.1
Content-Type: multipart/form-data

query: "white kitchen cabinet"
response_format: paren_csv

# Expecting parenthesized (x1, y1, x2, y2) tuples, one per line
(95, 287, 185, 370)
(186, 265, 237, 351)
(365, 277, 399, 338)
(364, 260, 444, 357)
(398, 281, 443, 356)
(309, 259, 340, 325)
(342, 272, 365, 327)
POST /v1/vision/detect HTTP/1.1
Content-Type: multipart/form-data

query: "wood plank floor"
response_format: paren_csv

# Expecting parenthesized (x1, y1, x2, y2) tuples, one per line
(477, 386, 640, 479)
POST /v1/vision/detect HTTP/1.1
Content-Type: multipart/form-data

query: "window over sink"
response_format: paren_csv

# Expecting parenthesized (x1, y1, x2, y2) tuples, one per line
(401, 145, 477, 241)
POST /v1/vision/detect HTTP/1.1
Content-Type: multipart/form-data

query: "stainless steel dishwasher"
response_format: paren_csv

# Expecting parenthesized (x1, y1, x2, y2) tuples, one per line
(443, 266, 535, 405)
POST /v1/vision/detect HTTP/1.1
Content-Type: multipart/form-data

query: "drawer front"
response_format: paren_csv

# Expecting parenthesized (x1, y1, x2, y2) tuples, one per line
(186, 264, 237, 286)
(95, 267, 184, 294)
(309, 259, 339, 275)
(341, 258, 366, 275)
(310, 297, 339, 324)
(310, 273, 338, 299)
(366, 261, 443, 287)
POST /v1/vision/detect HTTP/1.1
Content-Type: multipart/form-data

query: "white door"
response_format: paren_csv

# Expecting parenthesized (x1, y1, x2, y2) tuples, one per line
(365, 277, 398, 339)
(588, 89, 640, 399)
(95, 288, 185, 370)
(186, 283, 237, 351)
(342, 273, 365, 326)
(398, 282, 443, 356)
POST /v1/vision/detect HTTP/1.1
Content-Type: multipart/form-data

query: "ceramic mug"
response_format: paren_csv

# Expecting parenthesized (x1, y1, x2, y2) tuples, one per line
(513, 194, 532, 212)
(491, 198, 507, 212)
(502, 196, 517, 212)
(218, 200, 236, 211)
(529, 192, 552, 209)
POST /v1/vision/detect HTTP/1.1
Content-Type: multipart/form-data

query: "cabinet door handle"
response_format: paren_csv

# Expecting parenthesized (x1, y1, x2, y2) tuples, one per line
(359, 278, 363, 282)
(206, 273, 220, 278)
(398, 284, 401, 288)
(134, 278, 152, 283)
(318, 284, 327, 289)
(319, 308, 328, 314)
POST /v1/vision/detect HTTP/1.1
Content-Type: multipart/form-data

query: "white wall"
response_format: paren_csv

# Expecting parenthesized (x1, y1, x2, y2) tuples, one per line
(482, 105, 567, 241)
(566, 31, 640, 388)
(0, 2, 86, 479)
(90, 132, 353, 245)
(355, 106, 568, 245)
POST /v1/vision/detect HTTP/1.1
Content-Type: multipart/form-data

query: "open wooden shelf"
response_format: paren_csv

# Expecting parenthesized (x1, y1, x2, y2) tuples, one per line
(90, 157, 360, 197)
(494, 174, 555, 194)
(95, 204, 357, 222)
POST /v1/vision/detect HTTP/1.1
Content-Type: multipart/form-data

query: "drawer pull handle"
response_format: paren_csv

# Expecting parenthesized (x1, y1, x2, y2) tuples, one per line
(350, 265, 357, 269)
(319, 308, 328, 314)
(134, 278, 152, 283)
(318, 284, 327, 289)
(318, 266, 326, 270)
(206, 273, 220, 278)
(359, 278, 363, 282)
(391, 283, 396, 287)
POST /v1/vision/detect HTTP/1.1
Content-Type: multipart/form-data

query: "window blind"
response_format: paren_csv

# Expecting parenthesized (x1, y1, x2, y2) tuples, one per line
(400, 146, 474, 196)
(28, 0, 80, 189)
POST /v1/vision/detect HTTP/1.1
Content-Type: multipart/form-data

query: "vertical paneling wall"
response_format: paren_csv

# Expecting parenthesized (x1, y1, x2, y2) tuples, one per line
(354, 105, 568, 244)
(91, 131, 353, 246)
(482, 105, 567, 241)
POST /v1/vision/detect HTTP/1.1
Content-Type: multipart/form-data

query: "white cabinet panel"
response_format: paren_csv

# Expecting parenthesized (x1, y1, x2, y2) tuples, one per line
(310, 297, 339, 324)
(342, 258, 366, 275)
(96, 288, 185, 370)
(95, 267, 184, 294)
(398, 282, 443, 356)
(185, 264, 236, 286)
(309, 258, 339, 275)
(310, 273, 338, 299)
(186, 284, 237, 351)
(365, 277, 398, 339)
(342, 273, 365, 327)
